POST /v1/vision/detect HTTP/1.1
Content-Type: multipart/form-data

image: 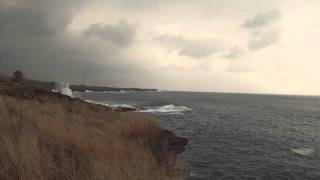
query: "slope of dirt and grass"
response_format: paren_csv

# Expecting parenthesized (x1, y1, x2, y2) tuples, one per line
(0, 80, 187, 180)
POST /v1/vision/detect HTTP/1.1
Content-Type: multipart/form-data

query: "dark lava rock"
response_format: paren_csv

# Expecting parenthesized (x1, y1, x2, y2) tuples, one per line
(114, 107, 137, 112)
(151, 129, 188, 163)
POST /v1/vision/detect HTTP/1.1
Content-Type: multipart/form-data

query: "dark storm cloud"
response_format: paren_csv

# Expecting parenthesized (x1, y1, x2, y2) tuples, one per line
(84, 21, 138, 47)
(0, 33, 143, 86)
(0, 7, 54, 36)
(155, 34, 224, 59)
(0, 0, 147, 87)
(242, 10, 281, 29)
(0, 0, 85, 37)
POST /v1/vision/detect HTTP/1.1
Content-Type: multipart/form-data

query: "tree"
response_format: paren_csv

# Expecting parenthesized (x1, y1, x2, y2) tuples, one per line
(13, 71, 24, 82)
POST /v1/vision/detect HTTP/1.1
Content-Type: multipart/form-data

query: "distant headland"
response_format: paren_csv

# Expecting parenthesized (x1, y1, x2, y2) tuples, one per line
(0, 74, 158, 93)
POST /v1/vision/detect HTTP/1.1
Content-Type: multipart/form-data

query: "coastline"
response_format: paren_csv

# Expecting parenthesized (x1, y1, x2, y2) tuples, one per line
(0, 79, 188, 180)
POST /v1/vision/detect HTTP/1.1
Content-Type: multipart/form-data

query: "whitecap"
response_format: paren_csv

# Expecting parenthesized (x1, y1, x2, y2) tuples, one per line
(120, 90, 128, 93)
(140, 104, 192, 114)
(291, 147, 315, 156)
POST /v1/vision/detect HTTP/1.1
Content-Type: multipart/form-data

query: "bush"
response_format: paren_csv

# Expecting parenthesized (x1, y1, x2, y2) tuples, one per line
(13, 71, 24, 82)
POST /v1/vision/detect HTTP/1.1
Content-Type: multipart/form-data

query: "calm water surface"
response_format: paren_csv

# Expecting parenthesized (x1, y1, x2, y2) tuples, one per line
(75, 91, 320, 180)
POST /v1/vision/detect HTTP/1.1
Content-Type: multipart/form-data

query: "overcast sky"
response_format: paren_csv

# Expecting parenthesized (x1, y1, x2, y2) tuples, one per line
(1, 0, 320, 95)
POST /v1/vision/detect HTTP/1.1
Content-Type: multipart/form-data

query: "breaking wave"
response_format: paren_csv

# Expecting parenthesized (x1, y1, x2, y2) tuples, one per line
(291, 147, 315, 156)
(83, 99, 191, 115)
(139, 104, 192, 114)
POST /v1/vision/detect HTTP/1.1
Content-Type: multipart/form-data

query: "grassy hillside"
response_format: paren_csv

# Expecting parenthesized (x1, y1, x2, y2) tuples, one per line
(0, 83, 187, 180)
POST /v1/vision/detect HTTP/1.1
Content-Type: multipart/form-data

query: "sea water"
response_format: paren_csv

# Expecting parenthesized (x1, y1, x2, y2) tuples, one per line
(74, 91, 320, 180)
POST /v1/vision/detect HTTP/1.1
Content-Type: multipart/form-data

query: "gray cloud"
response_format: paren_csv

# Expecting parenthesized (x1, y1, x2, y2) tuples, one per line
(0, 0, 288, 93)
(223, 47, 245, 59)
(0, 0, 152, 87)
(242, 10, 281, 29)
(242, 10, 282, 51)
(108, 0, 282, 15)
(0, 7, 54, 37)
(84, 21, 138, 47)
(0, 31, 140, 85)
(248, 31, 280, 50)
(0, 0, 84, 37)
(155, 34, 224, 59)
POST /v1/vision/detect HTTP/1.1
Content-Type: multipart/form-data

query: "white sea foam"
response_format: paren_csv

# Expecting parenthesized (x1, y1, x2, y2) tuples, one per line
(108, 103, 135, 109)
(102, 90, 129, 93)
(291, 147, 315, 156)
(83, 99, 191, 114)
(107, 90, 128, 94)
(90, 90, 128, 94)
(140, 104, 192, 114)
(84, 100, 109, 106)
(84, 100, 134, 109)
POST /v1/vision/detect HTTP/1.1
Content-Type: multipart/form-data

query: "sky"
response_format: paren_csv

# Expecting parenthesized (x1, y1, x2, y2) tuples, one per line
(1, 0, 320, 95)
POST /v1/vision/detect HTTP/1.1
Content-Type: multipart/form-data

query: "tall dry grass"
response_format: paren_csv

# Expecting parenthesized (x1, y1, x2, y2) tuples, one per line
(0, 95, 182, 180)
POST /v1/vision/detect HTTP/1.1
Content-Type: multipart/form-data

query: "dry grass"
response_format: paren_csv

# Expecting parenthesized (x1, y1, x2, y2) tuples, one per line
(0, 95, 182, 180)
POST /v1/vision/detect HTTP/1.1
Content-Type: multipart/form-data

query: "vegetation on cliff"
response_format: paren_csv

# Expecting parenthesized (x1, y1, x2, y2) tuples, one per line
(0, 80, 187, 180)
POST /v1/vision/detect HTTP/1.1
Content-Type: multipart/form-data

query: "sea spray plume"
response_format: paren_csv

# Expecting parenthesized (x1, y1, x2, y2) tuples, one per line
(54, 82, 73, 97)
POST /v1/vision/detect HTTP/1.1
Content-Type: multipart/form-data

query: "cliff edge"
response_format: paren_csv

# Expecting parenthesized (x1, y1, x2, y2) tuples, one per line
(0, 81, 187, 180)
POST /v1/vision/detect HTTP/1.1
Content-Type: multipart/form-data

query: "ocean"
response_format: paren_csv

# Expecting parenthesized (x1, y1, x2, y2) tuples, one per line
(73, 91, 320, 180)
